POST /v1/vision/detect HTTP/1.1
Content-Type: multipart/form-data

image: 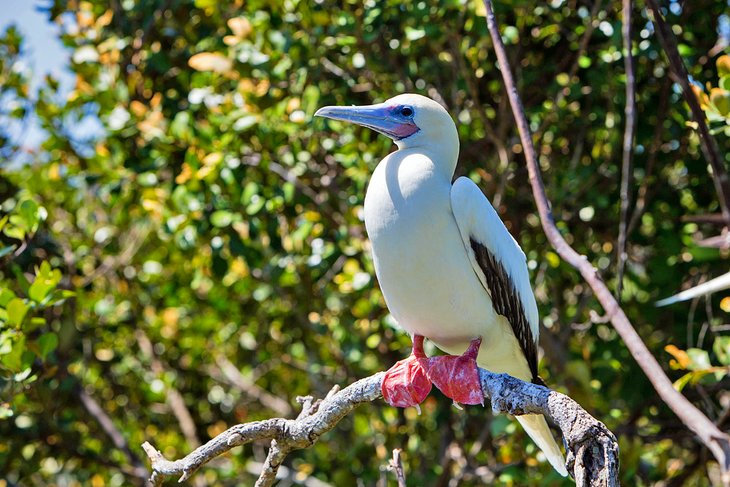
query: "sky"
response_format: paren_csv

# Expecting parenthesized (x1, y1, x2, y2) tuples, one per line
(0, 0, 74, 158)
(0, 0, 71, 91)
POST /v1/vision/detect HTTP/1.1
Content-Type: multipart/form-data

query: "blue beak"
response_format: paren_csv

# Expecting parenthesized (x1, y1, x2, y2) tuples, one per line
(315, 102, 419, 140)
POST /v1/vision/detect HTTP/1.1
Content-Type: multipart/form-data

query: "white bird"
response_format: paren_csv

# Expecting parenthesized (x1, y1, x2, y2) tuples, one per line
(316, 94, 568, 476)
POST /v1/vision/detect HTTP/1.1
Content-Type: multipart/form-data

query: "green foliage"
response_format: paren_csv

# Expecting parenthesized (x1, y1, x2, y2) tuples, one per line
(1, 0, 729, 485)
(694, 54, 730, 136)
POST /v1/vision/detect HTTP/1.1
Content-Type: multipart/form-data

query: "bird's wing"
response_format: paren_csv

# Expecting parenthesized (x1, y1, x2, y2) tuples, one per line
(450, 176, 540, 381)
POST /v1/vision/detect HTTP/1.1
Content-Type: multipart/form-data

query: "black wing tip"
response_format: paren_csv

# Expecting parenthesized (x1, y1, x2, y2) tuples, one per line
(468, 238, 540, 381)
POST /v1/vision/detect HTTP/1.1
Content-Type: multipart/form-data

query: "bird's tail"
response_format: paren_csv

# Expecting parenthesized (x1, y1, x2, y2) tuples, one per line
(515, 413, 568, 476)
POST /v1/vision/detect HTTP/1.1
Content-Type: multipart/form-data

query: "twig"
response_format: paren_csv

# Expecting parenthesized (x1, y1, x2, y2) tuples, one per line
(143, 368, 618, 485)
(645, 0, 730, 228)
(78, 387, 149, 479)
(213, 354, 294, 417)
(616, 0, 637, 298)
(626, 78, 670, 237)
(388, 449, 407, 487)
(255, 439, 292, 487)
(80, 225, 150, 287)
(137, 331, 201, 449)
(481, 0, 730, 482)
(255, 395, 321, 487)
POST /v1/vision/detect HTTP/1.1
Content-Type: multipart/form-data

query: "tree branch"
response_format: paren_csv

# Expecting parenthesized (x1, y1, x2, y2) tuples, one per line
(616, 0, 637, 298)
(388, 448, 407, 487)
(645, 0, 730, 228)
(481, 0, 730, 482)
(78, 387, 149, 479)
(143, 369, 618, 486)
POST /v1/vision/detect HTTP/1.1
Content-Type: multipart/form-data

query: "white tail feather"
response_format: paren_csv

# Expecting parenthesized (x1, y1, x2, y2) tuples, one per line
(516, 413, 568, 476)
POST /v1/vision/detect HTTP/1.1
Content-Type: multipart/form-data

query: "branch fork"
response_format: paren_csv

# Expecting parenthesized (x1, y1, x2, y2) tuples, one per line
(143, 369, 618, 486)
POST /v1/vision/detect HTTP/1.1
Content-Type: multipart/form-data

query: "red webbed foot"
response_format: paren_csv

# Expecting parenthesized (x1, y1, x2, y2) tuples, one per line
(424, 337, 483, 406)
(381, 336, 431, 409)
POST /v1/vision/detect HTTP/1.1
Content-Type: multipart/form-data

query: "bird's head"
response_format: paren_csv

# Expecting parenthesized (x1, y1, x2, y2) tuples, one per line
(315, 94, 458, 162)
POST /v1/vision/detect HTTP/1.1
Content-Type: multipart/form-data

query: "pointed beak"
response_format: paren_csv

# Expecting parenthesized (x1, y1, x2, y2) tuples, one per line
(315, 102, 419, 140)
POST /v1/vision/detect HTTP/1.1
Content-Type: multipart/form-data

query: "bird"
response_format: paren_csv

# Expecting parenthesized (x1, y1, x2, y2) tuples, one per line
(315, 93, 568, 476)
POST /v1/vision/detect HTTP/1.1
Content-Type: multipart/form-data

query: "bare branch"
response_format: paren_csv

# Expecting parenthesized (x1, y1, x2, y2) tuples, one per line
(78, 387, 148, 479)
(616, 0, 637, 298)
(644, 0, 730, 228)
(213, 354, 294, 417)
(255, 439, 291, 487)
(137, 331, 201, 449)
(143, 369, 618, 486)
(481, 0, 730, 481)
(143, 373, 383, 484)
(626, 78, 671, 237)
(388, 449, 407, 487)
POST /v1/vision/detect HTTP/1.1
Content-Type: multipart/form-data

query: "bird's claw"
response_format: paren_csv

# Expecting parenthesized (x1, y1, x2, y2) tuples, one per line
(382, 336, 483, 408)
(424, 337, 483, 406)
(425, 355, 483, 406)
(381, 353, 432, 408)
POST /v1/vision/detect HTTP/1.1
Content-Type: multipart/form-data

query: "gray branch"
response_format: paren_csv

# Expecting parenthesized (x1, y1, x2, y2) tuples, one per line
(480, 0, 730, 480)
(142, 369, 618, 486)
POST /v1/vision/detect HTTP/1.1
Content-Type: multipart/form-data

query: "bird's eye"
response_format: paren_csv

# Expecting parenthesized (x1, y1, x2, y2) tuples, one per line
(400, 106, 414, 117)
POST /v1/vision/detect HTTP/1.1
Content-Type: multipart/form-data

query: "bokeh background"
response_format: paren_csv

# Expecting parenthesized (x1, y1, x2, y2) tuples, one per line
(1, 0, 730, 485)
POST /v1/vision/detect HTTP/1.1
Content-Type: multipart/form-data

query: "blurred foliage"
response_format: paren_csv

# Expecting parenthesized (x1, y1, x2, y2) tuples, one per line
(694, 54, 730, 136)
(1, 0, 730, 485)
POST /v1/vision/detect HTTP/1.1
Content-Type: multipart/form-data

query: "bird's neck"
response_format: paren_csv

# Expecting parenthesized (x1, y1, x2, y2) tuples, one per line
(395, 133, 459, 180)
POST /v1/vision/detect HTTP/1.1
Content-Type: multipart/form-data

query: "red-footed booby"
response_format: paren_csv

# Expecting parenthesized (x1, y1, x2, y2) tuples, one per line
(315, 94, 568, 476)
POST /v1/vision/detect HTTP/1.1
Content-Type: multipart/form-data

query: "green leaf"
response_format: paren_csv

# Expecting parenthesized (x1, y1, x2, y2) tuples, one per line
(714, 336, 730, 366)
(241, 182, 259, 204)
(720, 76, 730, 92)
(18, 199, 40, 231)
(45, 289, 76, 306)
(0, 333, 26, 372)
(27, 317, 46, 332)
(12, 266, 31, 295)
(210, 210, 234, 227)
(673, 371, 694, 391)
(6, 298, 29, 327)
(37, 333, 58, 361)
(3, 224, 25, 241)
(710, 88, 730, 116)
(246, 197, 266, 215)
(29, 261, 62, 303)
(405, 27, 426, 41)
(0, 288, 16, 307)
(686, 348, 712, 371)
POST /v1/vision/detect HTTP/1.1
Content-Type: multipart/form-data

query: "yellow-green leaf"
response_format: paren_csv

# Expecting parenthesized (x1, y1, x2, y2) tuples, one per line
(6, 299, 29, 327)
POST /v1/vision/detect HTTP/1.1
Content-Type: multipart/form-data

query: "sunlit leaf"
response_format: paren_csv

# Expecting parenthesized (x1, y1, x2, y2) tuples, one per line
(28, 261, 62, 303)
(188, 52, 233, 73)
(6, 299, 29, 327)
(718, 54, 730, 77)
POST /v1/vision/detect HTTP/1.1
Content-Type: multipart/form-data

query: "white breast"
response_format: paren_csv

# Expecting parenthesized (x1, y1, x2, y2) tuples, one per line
(363, 150, 524, 371)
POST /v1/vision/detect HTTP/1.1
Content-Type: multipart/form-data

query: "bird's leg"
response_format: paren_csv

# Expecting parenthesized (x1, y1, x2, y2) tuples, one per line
(381, 335, 432, 409)
(424, 337, 484, 406)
